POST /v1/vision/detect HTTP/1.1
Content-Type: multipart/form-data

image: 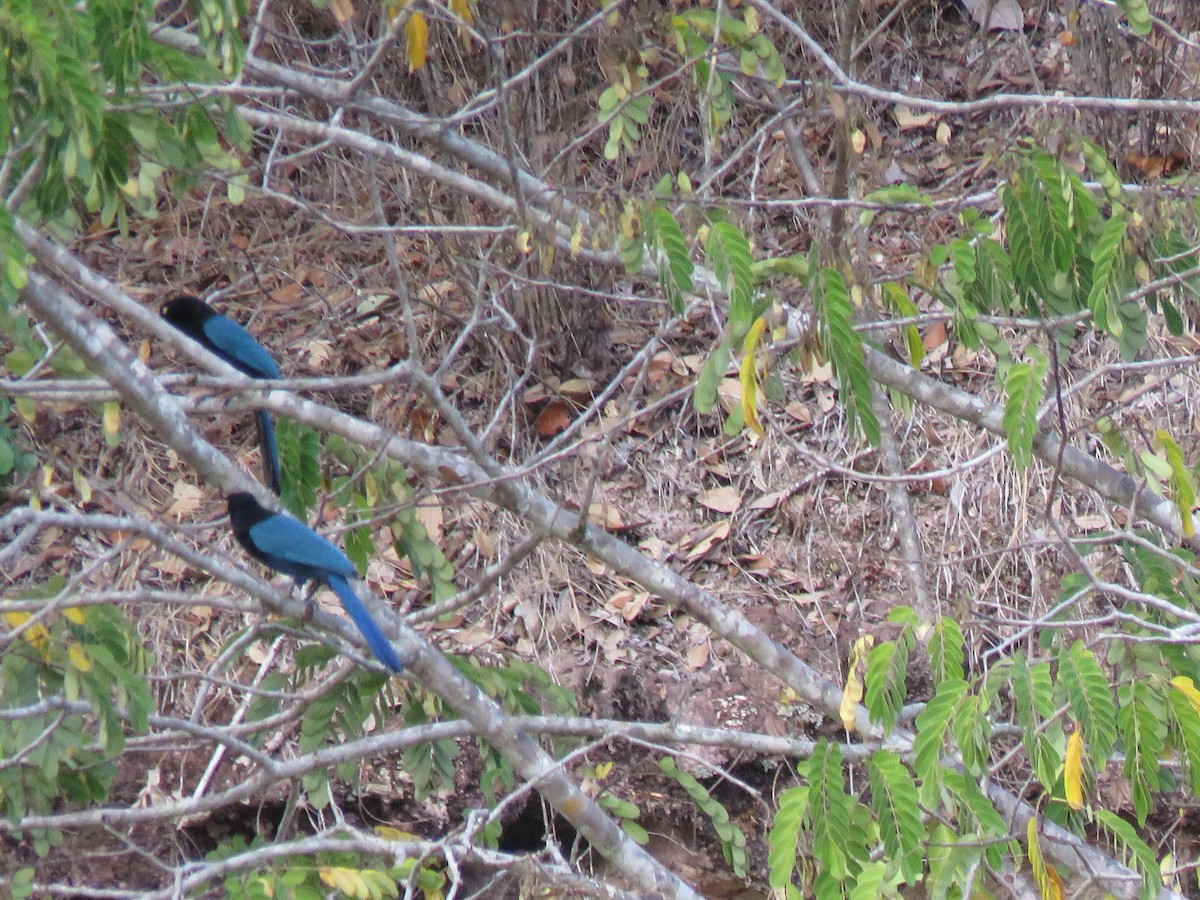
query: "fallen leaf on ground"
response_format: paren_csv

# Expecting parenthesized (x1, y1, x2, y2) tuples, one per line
(699, 485, 742, 514)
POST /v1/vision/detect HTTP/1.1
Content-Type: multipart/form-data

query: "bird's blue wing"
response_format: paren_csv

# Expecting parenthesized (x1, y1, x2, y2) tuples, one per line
(247, 514, 357, 579)
(326, 574, 405, 672)
(202, 315, 282, 379)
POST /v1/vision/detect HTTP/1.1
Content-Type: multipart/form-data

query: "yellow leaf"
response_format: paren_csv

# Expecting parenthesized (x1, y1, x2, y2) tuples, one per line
(375, 825, 422, 842)
(72, 468, 93, 503)
(1173, 675, 1200, 713)
(516, 230, 532, 253)
(740, 316, 768, 436)
(63, 606, 86, 625)
(839, 635, 874, 732)
(102, 402, 121, 446)
(594, 760, 613, 779)
(449, 0, 473, 25)
(1028, 818, 1064, 900)
(1064, 729, 1085, 811)
(320, 867, 366, 897)
(68, 642, 93, 673)
(329, 0, 356, 24)
(4, 611, 51, 649)
(405, 12, 429, 73)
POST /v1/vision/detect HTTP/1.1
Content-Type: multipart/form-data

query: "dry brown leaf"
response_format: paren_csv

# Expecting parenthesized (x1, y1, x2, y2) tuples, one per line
(169, 482, 203, 519)
(305, 339, 333, 368)
(534, 400, 573, 437)
(699, 485, 742, 514)
(960, 0, 1023, 31)
(748, 491, 785, 511)
(923, 321, 948, 351)
(270, 282, 305, 304)
(414, 498, 444, 541)
(588, 501, 624, 531)
(894, 105, 936, 130)
(558, 377, 596, 399)
(686, 641, 710, 669)
(784, 401, 813, 425)
(685, 520, 731, 561)
(716, 377, 742, 414)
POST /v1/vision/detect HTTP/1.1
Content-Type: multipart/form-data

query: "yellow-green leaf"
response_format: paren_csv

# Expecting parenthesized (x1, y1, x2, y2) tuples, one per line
(68, 642, 93, 673)
(1064, 728, 1085, 810)
(406, 12, 429, 72)
(739, 316, 767, 436)
(102, 402, 121, 447)
(1171, 676, 1200, 718)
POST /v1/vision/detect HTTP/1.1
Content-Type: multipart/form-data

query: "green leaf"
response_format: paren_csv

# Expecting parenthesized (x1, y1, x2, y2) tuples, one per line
(1056, 640, 1118, 760)
(867, 751, 922, 882)
(768, 785, 808, 890)
(913, 679, 967, 808)
(705, 221, 755, 340)
(694, 340, 730, 414)
(1117, 680, 1166, 826)
(1087, 210, 1127, 334)
(929, 616, 964, 685)
(650, 207, 693, 315)
(814, 268, 880, 445)
(1002, 345, 1047, 470)
(1115, 0, 1153, 35)
(943, 770, 1012, 869)
(804, 740, 856, 880)
(864, 636, 910, 733)
(1094, 809, 1160, 897)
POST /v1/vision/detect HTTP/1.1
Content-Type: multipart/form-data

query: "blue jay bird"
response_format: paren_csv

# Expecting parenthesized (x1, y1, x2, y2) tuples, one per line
(227, 492, 404, 673)
(162, 296, 283, 496)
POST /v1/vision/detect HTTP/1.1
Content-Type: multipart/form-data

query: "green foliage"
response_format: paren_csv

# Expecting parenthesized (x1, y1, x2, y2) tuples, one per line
(597, 67, 652, 161)
(867, 752, 922, 882)
(671, 7, 785, 141)
(211, 834, 442, 900)
(276, 419, 322, 518)
(1093, 810, 1160, 899)
(704, 220, 755, 342)
(7, 868, 35, 900)
(647, 206, 694, 315)
(0, 395, 37, 481)
(814, 268, 880, 445)
(801, 741, 870, 887)
(693, 338, 730, 415)
(912, 678, 967, 809)
(1056, 640, 1118, 760)
(659, 757, 748, 877)
(767, 784, 808, 891)
(929, 616, 964, 686)
(297, 669, 396, 808)
(1114, 0, 1153, 35)
(0, 586, 151, 836)
(325, 436, 457, 604)
(0, 0, 247, 282)
(863, 625, 912, 732)
(1001, 343, 1047, 471)
(1118, 679, 1166, 826)
(591, 773, 649, 845)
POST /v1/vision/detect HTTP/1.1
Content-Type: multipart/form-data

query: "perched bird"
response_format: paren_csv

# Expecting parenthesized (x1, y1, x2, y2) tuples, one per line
(227, 492, 404, 672)
(162, 295, 283, 496)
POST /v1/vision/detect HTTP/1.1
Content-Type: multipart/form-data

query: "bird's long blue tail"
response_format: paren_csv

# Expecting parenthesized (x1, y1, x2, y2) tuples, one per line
(255, 411, 283, 497)
(325, 573, 405, 672)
